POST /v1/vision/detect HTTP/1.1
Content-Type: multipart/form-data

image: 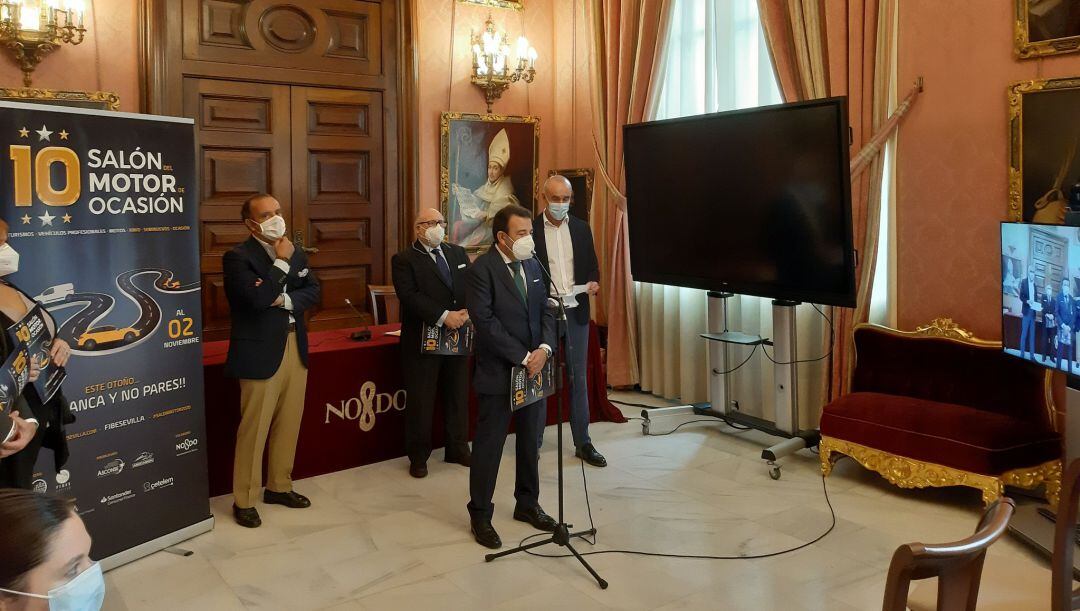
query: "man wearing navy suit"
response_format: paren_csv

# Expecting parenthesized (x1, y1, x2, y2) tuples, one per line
(532, 175, 606, 467)
(224, 193, 321, 528)
(1018, 267, 1038, 361)
(1055, 277, 1075, 372)
(466, 204, 558, 549)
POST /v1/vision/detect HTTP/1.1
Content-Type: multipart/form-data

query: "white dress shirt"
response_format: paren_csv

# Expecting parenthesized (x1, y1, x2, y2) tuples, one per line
(257, 240, 295, 324)
(543, 215, 576, 307)
(495, 246, 551, 364)
(416, 240, 451, 327)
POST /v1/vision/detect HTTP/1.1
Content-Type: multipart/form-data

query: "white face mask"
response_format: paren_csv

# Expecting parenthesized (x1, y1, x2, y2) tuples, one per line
(0, 561, 105, 611)
(547, 202, 570, 221)
(423, 224, 445, 246)
(257, 215, 286, 241)
(0, 243, 19, 276)
(506, 234, 535, 261)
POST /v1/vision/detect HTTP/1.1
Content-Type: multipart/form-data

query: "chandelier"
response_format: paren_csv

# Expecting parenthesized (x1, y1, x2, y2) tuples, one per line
(0, 0, 86, 87)
(470, 13, 536, 113)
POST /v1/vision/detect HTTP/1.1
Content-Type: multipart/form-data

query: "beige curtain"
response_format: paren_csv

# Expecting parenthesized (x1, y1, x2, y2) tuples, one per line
(586, 0, 675, 387)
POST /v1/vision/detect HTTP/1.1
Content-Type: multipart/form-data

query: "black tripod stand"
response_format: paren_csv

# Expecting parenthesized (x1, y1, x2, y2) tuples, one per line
(483, 261, 608, 589)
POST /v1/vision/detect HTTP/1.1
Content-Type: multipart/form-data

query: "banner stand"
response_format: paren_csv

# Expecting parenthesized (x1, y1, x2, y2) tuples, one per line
(101, 516, 214, 571)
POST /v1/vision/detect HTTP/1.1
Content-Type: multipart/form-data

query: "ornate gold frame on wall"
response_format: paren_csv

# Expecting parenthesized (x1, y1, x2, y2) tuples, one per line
(439, 111, 540, 254)
(457, 0, 523, 10)
(820, 318, 1062, 507)
(1007, 76, 1080, 222)
(0, 87, 120, 111)
(549, 167, 594, 221)
(1015, 0, 1080, 59)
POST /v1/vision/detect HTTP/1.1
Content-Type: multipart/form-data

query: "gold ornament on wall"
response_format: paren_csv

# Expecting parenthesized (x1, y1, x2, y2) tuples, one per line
(458, 0, 524, 11)
(1015, 0, 1080, 59)
(0, 0, 87, 87)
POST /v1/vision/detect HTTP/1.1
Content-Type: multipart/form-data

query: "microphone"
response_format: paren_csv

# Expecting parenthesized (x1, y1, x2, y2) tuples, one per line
(344, 298, 372, 342)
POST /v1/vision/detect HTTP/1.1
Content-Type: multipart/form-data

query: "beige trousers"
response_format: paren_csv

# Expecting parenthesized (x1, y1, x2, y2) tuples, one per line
(233, 332, 308, 508)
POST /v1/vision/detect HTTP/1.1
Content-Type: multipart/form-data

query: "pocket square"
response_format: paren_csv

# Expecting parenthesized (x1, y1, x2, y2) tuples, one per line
(298, 268, 310, 277)
(532, 278, 540, 283)
(457, 263, 466, 269)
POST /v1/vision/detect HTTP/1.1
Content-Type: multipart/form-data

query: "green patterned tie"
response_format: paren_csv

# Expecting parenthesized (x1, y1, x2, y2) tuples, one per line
(507, 261, 527, 302)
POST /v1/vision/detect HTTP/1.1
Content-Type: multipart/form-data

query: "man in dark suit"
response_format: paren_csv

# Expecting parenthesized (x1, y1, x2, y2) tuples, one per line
(391, 208, 472, 478)
(1055, 277, 1075, 372)
(532, 175, 606, 467)
(1043, 282, 1057, 364)
(1018, 267, 1038, 361)
(224, 193, 321, 528)
(466, 204, 557, 549)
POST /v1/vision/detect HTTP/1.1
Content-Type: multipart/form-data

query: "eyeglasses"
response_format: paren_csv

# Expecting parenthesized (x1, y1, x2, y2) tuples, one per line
(417, 220, 447, 228)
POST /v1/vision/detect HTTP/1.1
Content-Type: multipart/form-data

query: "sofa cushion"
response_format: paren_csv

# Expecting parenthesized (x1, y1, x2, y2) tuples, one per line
(821, 392, 1060, 476)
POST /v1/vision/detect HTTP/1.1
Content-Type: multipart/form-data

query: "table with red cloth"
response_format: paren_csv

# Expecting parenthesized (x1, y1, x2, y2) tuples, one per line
(202, 322, 626, 497)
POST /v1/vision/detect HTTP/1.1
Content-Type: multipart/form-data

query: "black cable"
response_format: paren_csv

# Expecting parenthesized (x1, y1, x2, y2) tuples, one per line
(519, 464, 836, 560)
(642, 419, 727, 436)
(761, 304, 834, 365)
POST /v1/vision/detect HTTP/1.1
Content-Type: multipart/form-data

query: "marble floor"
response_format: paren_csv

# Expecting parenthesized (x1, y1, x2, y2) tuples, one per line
(101, 392, 1053, 610)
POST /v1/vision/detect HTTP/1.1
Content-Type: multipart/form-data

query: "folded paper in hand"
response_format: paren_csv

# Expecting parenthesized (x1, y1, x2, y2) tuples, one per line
(559, 284, 590, 309)
(510, 359, 555, 411)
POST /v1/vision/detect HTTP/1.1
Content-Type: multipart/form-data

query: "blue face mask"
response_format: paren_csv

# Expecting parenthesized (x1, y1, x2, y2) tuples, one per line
(548, 202, 570, 221)
(0, 562, 105, 611)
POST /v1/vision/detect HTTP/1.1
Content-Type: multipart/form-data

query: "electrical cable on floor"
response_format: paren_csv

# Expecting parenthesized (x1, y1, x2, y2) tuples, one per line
(518, 457, 837, 561)
(608, 401, 752, 432)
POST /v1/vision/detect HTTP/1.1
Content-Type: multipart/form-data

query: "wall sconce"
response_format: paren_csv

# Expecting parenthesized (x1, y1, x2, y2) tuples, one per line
(0, 0, 86, 87)
(470, 13, 535, 113)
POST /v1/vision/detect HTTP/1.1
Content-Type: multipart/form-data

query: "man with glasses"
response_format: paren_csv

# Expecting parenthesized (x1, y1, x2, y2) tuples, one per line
(391, 208, 472, 478)
(532, 175, 606, 467)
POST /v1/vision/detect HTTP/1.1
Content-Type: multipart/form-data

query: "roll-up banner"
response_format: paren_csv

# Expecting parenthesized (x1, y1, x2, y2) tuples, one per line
(0, 101, 212, 568)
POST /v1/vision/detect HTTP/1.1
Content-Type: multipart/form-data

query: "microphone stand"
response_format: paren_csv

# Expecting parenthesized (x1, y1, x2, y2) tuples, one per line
(483, 252, 607, 590)
(344, 299, 372, 342)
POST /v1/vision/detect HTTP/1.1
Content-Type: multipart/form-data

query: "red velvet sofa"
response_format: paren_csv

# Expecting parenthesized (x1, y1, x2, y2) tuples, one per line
(819, 319, 1062, 505)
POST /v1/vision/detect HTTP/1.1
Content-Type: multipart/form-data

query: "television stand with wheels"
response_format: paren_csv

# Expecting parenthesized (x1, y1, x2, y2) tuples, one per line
(639, 291, 821, 480)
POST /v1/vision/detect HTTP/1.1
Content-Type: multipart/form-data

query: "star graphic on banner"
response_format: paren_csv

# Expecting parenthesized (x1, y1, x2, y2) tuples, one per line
(36, 125, 52, 141)
(17, 127, 28, 138)
(38, 211, 55, 226)
(59, 130, 69, 140)
(20, 214, 30, 225)
(62, 213, 72, 223)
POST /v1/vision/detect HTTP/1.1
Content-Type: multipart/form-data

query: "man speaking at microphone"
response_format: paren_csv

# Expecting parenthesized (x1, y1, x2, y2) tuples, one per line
(391, 208, 472, 478)
(466, 204, 557, 549)
(224, 193, 321, 528)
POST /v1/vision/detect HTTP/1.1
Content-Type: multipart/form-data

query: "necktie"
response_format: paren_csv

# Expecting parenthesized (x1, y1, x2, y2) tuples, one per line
(432, 247, 452, 286)
(507, 261, 527, 302)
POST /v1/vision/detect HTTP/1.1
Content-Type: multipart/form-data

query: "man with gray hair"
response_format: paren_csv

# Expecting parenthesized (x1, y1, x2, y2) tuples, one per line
(532, 175, 606, 467)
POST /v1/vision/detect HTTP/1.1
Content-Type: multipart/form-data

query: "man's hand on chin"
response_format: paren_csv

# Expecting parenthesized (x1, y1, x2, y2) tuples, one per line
(525, 348, 548, 377)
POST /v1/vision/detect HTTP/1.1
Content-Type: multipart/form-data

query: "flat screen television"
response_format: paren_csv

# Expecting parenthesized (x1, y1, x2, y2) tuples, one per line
(623, 96, 857, 307)
(1001, 221, 1080, 372)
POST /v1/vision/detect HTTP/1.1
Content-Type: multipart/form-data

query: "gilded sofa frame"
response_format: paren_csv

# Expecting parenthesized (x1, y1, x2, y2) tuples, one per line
(819, 318, 1062, 507)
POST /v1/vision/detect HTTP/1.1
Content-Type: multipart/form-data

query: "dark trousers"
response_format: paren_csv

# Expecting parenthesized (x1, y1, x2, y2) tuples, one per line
(467, 393, 545, 522)
(1046, 326, 1057, 361)
(403, 353, 469, 464)
(1058, 339, 1073, 371)
(538, 316, 591, 450)
(1020, 312, 1037, 359)
(0, 424, 45, 489)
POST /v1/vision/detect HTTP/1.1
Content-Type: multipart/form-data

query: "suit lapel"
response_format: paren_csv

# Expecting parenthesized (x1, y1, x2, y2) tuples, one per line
(491, 249, 526, 309)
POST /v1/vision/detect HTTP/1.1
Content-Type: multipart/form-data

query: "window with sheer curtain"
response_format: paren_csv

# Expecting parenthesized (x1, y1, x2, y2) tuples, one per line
(637, 0, 827, 426)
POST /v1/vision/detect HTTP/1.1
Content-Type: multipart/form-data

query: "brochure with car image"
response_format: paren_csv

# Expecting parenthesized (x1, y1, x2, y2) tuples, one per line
(421, 320, 475, 355)
(7, 305, 66, 403)
(510, 359, 556, 411)
(0, 342, 31, 443)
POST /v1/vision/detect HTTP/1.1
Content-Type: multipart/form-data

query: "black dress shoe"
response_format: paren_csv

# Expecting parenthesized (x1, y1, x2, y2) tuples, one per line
(471, 519, 502, 549)
(263, 490, 311, 508)
(233, 504, 262, 528)
(409, 462, 428, 478)
(576, 443, 608, 468)
(513, 505, 557, 532)
(445, 448, 471, 468)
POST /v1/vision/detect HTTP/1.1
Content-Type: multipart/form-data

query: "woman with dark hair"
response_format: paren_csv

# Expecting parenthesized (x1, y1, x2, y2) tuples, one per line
(0, 489, 103, 610)
(0, 218, 74, 488)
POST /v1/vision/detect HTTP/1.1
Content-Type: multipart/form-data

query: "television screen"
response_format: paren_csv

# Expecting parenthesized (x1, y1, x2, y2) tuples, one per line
(1001, 221, 1080, 372)
(623, 96, 856, 307)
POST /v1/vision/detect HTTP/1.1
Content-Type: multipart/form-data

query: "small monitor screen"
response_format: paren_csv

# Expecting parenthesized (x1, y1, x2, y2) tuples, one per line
(1001, 221, 1080, 372)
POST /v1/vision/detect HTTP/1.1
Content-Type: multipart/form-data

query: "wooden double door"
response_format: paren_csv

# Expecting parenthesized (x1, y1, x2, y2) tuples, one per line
(188, 79, 385, 341)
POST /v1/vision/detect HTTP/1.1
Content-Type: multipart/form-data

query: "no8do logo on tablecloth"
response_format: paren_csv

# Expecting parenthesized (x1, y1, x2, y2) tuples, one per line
(325, 382, 406, 432)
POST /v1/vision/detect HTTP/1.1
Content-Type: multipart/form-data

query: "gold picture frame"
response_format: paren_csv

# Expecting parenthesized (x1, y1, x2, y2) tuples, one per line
(1015, 0, 1080, 59)
(549, 168, 594, 223)
(1007, 77, 1080, 222)
(0, 88, 120, 111)
(440, 111, 540, 253)
(457, 0, 524, 10)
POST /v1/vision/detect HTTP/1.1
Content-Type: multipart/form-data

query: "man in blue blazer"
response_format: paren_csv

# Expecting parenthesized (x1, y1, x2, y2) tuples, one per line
(224, 193, 321, 528)
(466, 204, 558, 549)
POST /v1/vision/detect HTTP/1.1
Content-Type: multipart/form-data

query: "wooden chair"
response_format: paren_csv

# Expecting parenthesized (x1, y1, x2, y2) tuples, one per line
(368, 285, 399, 325)
(1054, 458, 1080, 610)
(882, 497, 1015, 611)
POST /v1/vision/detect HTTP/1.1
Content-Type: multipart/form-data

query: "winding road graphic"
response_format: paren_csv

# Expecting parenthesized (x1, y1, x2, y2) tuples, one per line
(44, 269, 199, 355)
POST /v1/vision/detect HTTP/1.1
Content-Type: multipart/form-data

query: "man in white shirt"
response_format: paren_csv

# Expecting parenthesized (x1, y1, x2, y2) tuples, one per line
(532, 176, 606, 467)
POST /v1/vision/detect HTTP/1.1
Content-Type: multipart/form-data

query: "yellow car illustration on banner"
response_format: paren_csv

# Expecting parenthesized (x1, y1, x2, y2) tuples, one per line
(77, 326, 140, 350)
